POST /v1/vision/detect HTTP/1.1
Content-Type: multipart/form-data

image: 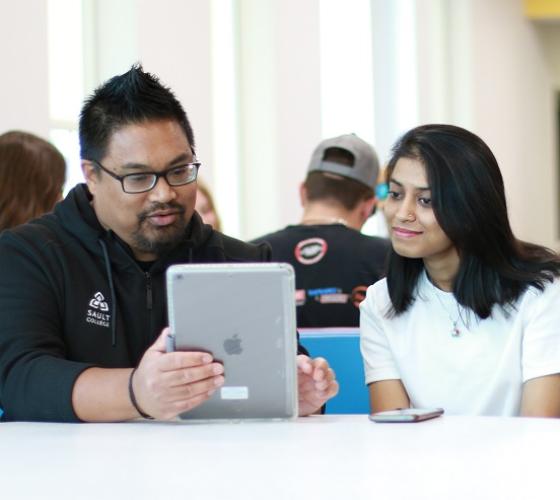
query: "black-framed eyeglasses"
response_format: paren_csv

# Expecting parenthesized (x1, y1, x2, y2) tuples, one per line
(91, 160, 201, 194)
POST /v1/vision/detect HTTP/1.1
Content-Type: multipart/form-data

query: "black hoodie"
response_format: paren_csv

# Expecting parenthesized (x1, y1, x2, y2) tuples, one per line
(0, 184, 282, 422)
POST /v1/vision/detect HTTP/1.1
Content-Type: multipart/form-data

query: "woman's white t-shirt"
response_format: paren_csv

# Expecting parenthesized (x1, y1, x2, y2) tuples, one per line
(360, 272, 560, 416)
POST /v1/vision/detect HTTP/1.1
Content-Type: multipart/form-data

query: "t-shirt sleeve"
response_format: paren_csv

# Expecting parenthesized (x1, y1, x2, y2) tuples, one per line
(359, 283, 401, 384)
(522, 279, 560, 383)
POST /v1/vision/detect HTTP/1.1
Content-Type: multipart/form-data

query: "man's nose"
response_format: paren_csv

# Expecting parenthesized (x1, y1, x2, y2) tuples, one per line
(148, 176, 177, 202)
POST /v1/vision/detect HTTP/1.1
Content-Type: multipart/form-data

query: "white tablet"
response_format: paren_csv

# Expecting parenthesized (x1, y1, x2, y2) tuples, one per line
(166, 262, 298, 420)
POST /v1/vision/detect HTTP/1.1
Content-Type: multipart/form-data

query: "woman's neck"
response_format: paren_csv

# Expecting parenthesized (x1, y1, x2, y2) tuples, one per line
(423, 251, 460, 292)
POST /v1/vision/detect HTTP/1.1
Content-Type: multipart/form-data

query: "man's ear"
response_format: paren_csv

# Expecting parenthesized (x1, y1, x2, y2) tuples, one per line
(299, 183, 308, 207)
(360, 196, 377, 221)
(82, 161, 100, 195)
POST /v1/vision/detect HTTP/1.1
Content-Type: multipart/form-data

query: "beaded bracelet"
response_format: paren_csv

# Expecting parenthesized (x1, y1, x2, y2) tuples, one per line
(128, 368, 154, 420)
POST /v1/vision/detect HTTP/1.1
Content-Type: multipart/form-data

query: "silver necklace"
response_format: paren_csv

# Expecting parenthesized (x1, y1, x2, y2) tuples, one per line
(428, 276, 464, 337)
(436, 294, 461, 336)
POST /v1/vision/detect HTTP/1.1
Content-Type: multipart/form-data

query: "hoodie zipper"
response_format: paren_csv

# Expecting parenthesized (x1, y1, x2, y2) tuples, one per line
(145, 272, 153, 310)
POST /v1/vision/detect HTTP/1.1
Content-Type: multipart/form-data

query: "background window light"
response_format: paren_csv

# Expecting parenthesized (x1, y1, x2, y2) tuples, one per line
(47, 0, 86, 194)
(319, 0, 376, 144)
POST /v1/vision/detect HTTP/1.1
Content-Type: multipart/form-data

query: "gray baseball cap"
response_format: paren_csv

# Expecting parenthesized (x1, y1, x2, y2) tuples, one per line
(307, 133, 380, 188)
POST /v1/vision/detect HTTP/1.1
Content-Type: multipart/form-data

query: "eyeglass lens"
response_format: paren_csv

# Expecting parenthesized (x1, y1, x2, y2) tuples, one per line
(123, 164, 198, 193)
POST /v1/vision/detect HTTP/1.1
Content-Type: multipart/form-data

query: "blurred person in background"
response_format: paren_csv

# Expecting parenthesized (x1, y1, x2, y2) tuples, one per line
(196, 180, 222, 231)
(0, 131, 66, 231)
(253, 134, 390, 328)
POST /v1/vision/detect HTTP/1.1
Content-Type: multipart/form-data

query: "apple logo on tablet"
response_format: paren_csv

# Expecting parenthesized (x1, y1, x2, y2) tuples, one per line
(224, 334, 243, 355)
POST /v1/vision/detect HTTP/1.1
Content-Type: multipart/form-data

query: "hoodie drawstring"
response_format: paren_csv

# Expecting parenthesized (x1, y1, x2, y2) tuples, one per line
(99, 239, 117, 347)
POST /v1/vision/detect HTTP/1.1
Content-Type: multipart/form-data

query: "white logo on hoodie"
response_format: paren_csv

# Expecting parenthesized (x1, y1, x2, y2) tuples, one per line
(86, 292, 111, 328)
(89, 292, 109, 312)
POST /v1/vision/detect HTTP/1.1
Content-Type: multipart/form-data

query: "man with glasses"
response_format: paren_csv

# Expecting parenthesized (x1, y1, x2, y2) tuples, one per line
(0, 65, 338, 422)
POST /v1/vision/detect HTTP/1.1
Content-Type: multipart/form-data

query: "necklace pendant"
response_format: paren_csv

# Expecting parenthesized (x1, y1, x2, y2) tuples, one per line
(451, 326, 461, 337)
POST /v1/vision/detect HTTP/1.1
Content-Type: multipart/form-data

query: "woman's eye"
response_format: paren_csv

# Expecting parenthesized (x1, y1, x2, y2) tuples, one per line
(388, 190, 402, 200)
(418, 197, 432, 207)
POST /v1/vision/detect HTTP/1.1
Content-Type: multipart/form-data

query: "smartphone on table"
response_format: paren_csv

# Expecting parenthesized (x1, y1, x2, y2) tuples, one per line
(368, 408, 444, 423)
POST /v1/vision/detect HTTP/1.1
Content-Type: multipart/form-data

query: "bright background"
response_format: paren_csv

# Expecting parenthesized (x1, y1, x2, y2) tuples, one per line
(1, 0, 560, 248)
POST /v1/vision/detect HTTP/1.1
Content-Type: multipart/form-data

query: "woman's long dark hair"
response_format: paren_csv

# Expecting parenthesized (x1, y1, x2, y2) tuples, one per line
(386, 124, 560, 318)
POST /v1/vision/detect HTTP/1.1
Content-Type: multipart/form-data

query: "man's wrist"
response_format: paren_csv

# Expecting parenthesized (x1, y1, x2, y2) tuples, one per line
(128, 368, 154, 420)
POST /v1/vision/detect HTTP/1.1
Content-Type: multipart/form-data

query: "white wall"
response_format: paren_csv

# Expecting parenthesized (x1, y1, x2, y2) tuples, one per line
(0, 0, 50, 136)
(136, 0, 214, 180)
(88, 0, 139, 86)
(467, 0, 558, 248)
(237, 0, 322, 239)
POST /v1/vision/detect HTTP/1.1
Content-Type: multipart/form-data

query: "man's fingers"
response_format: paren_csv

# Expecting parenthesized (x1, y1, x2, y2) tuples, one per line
(170, 393, 215, 417)
(158, 351, 214, 371)
(166, 375, 225, 403)
(313, 367, 335, 388)
(297, 359, 339, 415)
(299, 379, 339, 404)
(296, 354, 313, 374)
(140, 370, 225, 420)
(329, 380, 340, 397)
(315, 372, 338, 395)
(310, 358, 329, 381)
(297, 355, 331, 377)
(162, 362, 224, 387)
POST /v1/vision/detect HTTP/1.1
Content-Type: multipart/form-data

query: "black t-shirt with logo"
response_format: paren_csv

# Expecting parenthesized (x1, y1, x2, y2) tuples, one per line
(252, 224, 390, 327)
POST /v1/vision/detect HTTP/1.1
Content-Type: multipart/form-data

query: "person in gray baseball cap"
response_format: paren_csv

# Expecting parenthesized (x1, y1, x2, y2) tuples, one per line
(252, 133, 390, 328)
(307, 133, 380, 189)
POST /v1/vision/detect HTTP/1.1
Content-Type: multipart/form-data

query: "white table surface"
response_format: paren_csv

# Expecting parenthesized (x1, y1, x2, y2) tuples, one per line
(1, 415, 558, 500)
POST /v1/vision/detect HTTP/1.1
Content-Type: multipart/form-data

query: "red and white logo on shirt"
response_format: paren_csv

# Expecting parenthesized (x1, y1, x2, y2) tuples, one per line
(294, 238, 328, 265)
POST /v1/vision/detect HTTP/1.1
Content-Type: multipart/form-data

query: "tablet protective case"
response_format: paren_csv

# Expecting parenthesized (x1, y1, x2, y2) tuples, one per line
(166, 262, 298, 420)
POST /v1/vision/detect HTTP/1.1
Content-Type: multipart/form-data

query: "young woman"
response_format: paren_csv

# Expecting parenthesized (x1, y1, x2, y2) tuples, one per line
(360, 124, 560, 417)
